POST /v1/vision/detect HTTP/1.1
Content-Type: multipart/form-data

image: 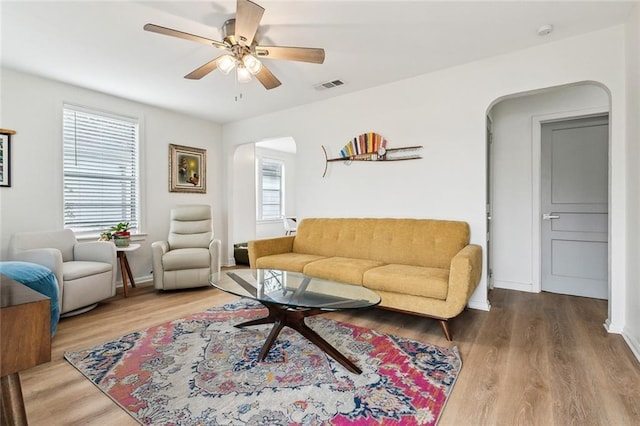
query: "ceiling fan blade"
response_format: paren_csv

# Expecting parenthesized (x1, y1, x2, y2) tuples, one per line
(184, 58, 221, 80)
(235, 0, 264, 46)
(255, 65, 281, 90)
(144, 23, 227, 49)
(255, 46, 325, 64)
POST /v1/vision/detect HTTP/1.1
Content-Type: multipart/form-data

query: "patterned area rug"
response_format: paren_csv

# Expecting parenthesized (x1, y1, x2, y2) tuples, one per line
(65, 300, 461, 425)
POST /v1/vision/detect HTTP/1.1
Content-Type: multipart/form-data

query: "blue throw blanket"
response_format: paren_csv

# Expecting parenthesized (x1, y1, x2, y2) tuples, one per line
(0, 261, 60, 336)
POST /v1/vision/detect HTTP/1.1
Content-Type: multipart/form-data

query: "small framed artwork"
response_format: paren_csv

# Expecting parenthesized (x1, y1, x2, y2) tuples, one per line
(0, 129, 15, 188)
(169, 143, 206, 193)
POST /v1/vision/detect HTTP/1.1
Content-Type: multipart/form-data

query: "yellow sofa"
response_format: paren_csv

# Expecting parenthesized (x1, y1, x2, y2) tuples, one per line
(248, 218, 482, 340)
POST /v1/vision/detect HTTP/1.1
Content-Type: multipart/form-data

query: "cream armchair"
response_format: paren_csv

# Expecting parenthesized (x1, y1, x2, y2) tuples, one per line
(151, 205, 221, 290)
(9, 229, 117, 316)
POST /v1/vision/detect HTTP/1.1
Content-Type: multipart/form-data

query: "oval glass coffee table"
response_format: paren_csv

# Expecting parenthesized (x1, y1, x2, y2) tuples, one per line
(210, 269, 380, 374)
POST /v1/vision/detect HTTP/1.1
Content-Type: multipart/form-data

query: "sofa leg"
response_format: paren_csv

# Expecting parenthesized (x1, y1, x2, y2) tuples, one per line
(439, 320, 452, 341)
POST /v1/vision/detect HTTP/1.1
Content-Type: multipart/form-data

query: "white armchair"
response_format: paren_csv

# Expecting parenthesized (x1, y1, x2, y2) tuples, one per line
(151, 205, 221, 290)
(9, 229, 117, 316)
(283, 217, 297, 235)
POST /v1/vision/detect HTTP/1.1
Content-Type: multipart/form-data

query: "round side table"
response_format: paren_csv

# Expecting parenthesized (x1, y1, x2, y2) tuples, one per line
(116, 243, 140, 297)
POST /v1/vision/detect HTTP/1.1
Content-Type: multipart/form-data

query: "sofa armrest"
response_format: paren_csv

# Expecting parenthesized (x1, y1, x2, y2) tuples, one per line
(446, 244, 483, 317)
(74, 241, 116, 265)
(151, 241, 169, 256)
(151, 241, 169, 289)
(209, 239, 222, 274)
(248, 236, 295, 268)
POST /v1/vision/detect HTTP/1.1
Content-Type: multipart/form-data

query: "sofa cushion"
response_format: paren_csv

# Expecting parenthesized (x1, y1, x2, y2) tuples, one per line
(255, 253, 326, 273)
(168, 205, 212, 249)
(63, 261, 112, 281)
(292, 218, 469, 269)
(11, 229, 77, 262)
(363, 264, 449, 300)
(303, 257, 385, 285)
(162, 248, 210, 271)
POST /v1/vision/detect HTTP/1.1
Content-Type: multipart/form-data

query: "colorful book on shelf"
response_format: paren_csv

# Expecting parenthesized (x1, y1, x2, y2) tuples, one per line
(341, 132, 390, 159)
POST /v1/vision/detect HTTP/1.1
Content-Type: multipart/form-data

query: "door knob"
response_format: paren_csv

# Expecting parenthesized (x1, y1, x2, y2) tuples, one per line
(543, 213, 560, 220)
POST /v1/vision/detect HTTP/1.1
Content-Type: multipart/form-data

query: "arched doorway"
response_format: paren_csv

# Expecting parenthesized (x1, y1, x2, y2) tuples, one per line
(487, 83, 611, 301)
(230, 137, 297, 264)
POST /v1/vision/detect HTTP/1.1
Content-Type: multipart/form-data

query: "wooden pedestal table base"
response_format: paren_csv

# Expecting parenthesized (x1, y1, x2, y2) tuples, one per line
(234, 301, 362, 374)
(210, 269, 380, 376)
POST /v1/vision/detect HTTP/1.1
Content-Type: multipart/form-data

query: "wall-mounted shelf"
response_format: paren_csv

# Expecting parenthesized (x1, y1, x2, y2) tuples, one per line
(322, 132, 422, 177)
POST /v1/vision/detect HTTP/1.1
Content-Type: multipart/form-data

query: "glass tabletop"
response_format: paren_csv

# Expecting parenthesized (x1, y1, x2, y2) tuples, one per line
(209, 269, 380, 311)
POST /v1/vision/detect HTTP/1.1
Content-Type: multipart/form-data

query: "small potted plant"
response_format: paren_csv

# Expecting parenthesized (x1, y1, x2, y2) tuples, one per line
(109, 222, 131, 247)
(98, 231, 113, 242)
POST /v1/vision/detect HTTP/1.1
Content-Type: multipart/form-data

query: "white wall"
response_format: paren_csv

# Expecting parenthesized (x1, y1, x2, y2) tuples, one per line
(0, 69, 224, 284)
(223, 26, 628, 315)
(231, 143, 256, 251)
(624, 5, 640, 361)
(490, 85, 609, 293)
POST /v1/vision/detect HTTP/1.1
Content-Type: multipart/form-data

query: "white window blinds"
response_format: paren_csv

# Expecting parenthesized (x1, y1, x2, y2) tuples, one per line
(260, 159, 283, 220)
(63, 105, 139, 234)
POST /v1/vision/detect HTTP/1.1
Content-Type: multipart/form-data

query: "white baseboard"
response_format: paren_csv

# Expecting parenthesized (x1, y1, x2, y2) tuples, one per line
(136, 274, 153, 284)
(492, 279, 534, 293)
(116, 274, 153, 287)
(468, 299, 491, 312)
(603, 322, 639, 364)
(622, 327, 640, 364)
(603, 318, 624, 334)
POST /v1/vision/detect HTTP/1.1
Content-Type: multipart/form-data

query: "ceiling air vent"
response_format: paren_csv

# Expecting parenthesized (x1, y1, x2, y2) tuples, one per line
(314, 79, 345, 91)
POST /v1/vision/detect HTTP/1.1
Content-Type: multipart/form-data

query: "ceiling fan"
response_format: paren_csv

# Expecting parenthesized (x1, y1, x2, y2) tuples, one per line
(144, 0, 325, 90)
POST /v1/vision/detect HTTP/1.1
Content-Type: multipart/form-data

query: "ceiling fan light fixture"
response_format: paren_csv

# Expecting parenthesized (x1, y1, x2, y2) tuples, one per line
(218, 55, 236, 75)
(242, 54, 263, 75)
(236, 65, 252, 83)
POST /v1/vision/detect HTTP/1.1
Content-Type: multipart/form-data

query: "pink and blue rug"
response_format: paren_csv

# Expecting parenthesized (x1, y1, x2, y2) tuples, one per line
(65, 300, 461, 425)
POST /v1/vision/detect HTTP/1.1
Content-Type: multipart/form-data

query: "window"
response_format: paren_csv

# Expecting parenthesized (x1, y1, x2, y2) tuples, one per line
(63, 105, 139, 235)
(258, 158, 283, 220)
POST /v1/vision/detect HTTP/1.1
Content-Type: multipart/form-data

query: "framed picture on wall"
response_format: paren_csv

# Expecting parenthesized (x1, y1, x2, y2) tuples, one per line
(0, 129, 15, 188)
(169, 143, 206, 193)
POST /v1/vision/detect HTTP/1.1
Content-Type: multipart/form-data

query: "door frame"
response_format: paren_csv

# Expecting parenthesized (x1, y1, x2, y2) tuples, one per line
(486, 115, 494, 290)
(531, 106, 610, 293)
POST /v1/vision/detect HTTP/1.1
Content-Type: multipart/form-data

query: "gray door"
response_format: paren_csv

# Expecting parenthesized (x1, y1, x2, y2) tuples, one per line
(541, 115, 608, 299)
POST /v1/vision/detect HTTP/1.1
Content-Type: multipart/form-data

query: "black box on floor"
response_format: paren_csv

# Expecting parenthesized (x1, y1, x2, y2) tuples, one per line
(233, 243, 249, 265)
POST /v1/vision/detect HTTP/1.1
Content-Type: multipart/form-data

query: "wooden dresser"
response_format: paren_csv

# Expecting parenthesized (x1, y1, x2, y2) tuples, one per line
(0, 274, 51, 426)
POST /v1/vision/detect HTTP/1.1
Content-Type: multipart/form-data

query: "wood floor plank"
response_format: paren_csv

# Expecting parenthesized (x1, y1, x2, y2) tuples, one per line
(440, 288, 514, 426)
(493, 290, 553, 425)
(568, 296, 640, 424)
(545, 294, 609, 425)
(16, 275, 640, 425)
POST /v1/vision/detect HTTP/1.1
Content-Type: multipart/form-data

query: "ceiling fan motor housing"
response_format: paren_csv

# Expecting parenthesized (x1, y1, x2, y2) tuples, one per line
(222, 19, 238, 45)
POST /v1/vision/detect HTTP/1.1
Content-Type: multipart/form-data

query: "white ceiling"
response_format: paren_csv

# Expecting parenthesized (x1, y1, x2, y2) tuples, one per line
(1, 1, 636, 124)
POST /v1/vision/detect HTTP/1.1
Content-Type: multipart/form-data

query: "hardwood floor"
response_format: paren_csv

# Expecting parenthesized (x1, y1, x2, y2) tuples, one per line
(19, 277, 640, 425)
